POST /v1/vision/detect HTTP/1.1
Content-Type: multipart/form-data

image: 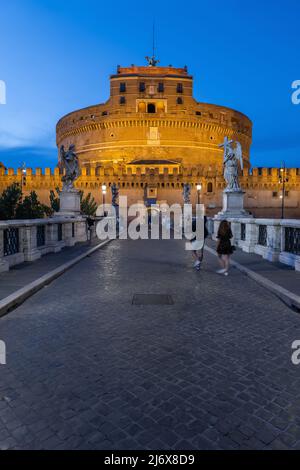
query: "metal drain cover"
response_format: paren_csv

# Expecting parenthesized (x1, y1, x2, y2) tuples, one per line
(132, 294, 174, 305)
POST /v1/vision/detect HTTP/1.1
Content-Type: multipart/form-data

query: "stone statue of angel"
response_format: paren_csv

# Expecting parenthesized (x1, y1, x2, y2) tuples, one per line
(111, 183, 119, 207)
(219, 137, 243, 192)
(59, 144, 80, 191)
(145, 56, 160, 67)
(182, 183, 191, 204)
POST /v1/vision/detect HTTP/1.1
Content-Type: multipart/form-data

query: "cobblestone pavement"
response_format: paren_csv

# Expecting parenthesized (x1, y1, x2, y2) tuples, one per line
(0, 239, 99, 301)
(0, 237, 300, 450)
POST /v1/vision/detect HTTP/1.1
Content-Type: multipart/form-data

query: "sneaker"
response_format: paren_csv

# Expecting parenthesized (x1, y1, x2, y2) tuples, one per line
(216, 268, 226, 274)
(194, 260, 201, 268)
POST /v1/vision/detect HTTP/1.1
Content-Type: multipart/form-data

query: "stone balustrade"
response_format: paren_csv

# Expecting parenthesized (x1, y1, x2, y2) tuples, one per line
(0, 216, 93, 273)
(211, 218, 300, 271)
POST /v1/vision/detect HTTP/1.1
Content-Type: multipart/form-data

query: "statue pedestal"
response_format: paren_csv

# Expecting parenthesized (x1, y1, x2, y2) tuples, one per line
(58, 190, 81, 216)
(216, 190, 252, 219)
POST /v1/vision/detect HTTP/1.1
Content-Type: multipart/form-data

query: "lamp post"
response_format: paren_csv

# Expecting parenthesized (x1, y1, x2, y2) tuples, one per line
(20, 162, 27, 200)
(102, 184, 107, 216)
(196, 183, 202, 205)
(279, 161, 288, 219)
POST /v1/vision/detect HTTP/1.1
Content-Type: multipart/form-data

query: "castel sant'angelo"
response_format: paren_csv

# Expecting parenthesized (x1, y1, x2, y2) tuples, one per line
(1, 58, 300, 217)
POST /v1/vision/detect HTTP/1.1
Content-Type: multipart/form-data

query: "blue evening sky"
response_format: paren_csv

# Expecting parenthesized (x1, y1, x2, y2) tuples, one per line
(0, 0, 299, 169)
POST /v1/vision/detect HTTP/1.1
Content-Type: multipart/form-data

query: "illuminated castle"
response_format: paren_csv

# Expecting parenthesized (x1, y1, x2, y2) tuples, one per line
(0, 60, 299, 217)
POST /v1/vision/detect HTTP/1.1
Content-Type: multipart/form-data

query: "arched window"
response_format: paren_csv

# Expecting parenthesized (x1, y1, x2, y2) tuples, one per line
(147, 103, 156, 113)
(138, 101, 146, 112)
(207, 182, 213, 193)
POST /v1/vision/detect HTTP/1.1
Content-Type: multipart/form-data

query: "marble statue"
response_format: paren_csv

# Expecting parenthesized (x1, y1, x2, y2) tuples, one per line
(111, 183, 119, 206)
(59, 144, 80, 191)
(219, 137, 243, 192)
(182, 183, 191, 204)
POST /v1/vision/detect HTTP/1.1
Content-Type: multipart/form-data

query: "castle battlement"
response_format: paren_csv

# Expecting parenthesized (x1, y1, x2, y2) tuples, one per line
(0, 165, 299, 183)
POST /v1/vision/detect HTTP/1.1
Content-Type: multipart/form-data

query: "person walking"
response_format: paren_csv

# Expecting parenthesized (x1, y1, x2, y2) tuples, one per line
(86, 216, 95, 243)
(216, 220, 234, 276)
(191, 215, 208, 270)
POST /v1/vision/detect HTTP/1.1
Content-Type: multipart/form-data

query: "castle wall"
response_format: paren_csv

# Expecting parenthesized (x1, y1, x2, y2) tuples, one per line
(1, 166, 299, 219)
(56, 64, 252, 170)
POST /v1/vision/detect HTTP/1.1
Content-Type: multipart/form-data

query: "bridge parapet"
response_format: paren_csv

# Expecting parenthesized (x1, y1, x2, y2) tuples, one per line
(0, 216, 91, 272)
(210, 217, 300, 271)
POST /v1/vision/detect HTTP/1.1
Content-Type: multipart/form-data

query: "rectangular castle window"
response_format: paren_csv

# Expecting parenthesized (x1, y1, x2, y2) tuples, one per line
(119, 82, 126, 92)
(176, 83, 183, 93)
(158, 82, 164, 93)
(139, 82, 146, 92)
(120, 96, 126, 105)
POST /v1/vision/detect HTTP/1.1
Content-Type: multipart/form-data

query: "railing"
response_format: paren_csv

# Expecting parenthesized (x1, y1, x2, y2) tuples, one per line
(0, 216, 93, 273)
(258, 225, 267, 246)
(285, 227, 300, 255)
(211, 217, 300, 271)
(57, 223, 63, 242)
(240, 223, 246, 241)
(4, 228, 19, 256)
(36, 225, 45, 247)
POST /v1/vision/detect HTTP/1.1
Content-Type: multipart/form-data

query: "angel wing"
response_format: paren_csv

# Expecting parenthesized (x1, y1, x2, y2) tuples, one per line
(235, 142, 243, 171)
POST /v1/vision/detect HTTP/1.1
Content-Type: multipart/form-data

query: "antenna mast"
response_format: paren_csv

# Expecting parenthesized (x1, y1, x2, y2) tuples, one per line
(145, 20, 159, 66)
(152, 20, 155, 58)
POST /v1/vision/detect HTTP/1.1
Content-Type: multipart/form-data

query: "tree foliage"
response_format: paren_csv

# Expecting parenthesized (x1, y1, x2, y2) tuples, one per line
(49, 188, 60, 213)
(0, 184, 98, 220)
(0, 183, 22, 220)
(15, 191, 48, 219)
(79, 191, 98, 216)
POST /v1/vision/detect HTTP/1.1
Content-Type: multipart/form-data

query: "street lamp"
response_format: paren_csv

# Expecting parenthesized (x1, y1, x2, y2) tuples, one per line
(20, 162, 27, 200)
(102, 184, 107, 216)
(196, 183, 202, 205)
(279, 162, 288, 219)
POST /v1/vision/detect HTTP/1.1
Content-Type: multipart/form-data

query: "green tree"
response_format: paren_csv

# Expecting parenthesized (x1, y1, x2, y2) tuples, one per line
(16, 191, 47, 219)
(0, 183, 22, 220)
(79, 191, 97, 216)
(49, 188, 60, 212)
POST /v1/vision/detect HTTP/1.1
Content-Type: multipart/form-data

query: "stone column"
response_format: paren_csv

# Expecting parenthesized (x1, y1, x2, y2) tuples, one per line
(75, 219, 88, 243)
(23, 225, 42, 262)
(58, 190, 81, 216)
(264, 223, 281, 262)
(229, 220, 241, 246)
(46, 222, 65, 253)
(239, 220, 258, 253)
(64, 222, 76, 247)
(216, 191, 252, 219)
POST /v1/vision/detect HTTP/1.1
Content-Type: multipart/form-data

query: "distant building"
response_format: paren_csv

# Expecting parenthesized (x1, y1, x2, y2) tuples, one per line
(0, 61, 299, 217)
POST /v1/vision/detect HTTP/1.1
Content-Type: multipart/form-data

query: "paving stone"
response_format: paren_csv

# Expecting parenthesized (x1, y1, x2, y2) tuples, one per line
(0, 237, 300, 450)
